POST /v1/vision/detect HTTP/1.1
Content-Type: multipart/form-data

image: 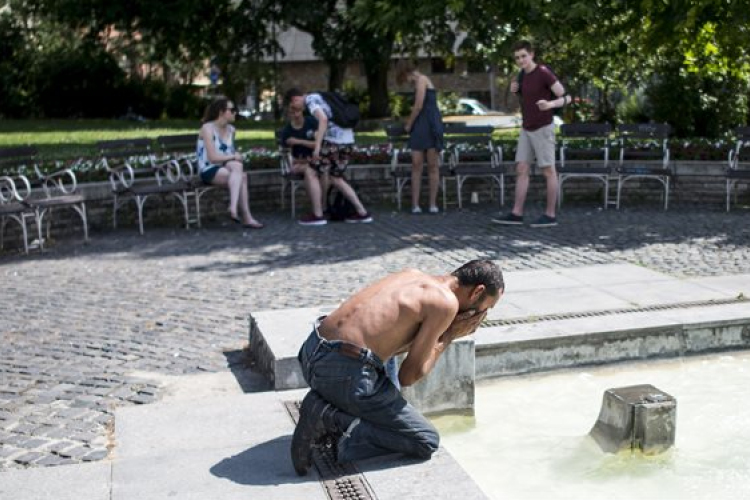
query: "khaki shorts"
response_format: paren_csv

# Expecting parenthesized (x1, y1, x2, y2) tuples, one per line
(515, 123, 556, 167)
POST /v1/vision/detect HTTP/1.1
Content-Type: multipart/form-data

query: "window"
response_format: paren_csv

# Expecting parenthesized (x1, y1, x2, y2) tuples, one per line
(431, 58, 454, 74)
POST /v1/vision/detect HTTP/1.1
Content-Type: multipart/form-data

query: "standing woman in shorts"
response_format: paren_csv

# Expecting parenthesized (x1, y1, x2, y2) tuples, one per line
(397, 61, 444, 214)
(197, 97, 263, 229)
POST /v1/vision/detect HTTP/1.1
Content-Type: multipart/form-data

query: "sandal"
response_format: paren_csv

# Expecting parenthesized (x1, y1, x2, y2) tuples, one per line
(242, 221, 264, 229)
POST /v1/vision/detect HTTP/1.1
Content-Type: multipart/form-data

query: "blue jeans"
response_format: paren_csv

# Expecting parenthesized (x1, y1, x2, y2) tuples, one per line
(297, 325, 439, 463)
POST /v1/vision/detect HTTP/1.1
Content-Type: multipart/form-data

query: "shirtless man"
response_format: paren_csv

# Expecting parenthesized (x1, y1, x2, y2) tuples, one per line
(291, 259, 504, 475)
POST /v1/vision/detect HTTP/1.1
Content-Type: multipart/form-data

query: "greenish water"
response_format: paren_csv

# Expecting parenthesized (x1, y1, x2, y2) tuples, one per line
(433, 352, 750, 500)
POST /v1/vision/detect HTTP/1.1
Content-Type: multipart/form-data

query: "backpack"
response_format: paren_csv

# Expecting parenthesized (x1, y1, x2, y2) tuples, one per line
(319, 91, 360, 128)
(326, 185, 357, 221)
(517, 65, 563, 117)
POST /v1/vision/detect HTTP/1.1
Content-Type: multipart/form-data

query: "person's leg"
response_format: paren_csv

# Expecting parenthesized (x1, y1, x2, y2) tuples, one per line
(303, 166, 325, 217)
(330, 176, 366, 215)
(511, 129, 535, 216)
(238, 171, 261, 225)
(209, 167, 235, 217)
(512, 162, 531, 216)
(411, 150, 425, 211)
(306, 351, 438, 462)
(425, 149, 440, 211)
(532, 124, 558, 218)
(218, 161, 243, 219)
(296, 332, 437, 466)
(541, 165, 558, 217)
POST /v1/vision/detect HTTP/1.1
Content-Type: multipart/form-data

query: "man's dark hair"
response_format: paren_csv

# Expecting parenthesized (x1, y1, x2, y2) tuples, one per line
(452, 260, 504, 296)
(283, 88, 304, 108)
(512, 40, 533, 53)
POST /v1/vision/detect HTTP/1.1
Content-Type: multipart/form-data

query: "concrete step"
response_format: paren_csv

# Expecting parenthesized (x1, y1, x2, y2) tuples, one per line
(247, 264, 750, 414)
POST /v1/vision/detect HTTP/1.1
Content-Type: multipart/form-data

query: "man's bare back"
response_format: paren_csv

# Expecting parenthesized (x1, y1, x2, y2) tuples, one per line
(319, 268, 495, 387)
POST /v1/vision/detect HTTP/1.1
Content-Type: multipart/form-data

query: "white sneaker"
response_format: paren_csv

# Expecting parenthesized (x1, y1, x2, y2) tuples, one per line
(411, 206, 422, 214)
(428, 206, 439, 214)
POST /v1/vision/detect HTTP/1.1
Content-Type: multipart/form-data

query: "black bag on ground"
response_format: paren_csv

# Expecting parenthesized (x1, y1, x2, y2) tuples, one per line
(319, 91, 360, 128)
(326, 185, 357, 221)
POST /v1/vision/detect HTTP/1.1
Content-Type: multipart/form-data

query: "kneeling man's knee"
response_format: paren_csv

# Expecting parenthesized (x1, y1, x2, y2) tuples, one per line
(413, 428, 440, 459)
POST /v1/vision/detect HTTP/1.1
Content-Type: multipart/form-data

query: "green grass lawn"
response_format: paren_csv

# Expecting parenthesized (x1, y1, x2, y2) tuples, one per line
(0, 118, 519, 160)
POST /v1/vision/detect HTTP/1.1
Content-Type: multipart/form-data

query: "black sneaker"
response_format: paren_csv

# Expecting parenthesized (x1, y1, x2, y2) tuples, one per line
(345, 212, 373, 223)
(493, 213, 524, 225)
(291, 391, 332, 476)
(298, 213, 327, 226)
(530, 214, 558, 227)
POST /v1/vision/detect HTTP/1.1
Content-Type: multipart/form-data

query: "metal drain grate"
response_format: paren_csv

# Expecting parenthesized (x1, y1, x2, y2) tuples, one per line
(483, 296, 749, 327)
(284, 401, 377, 500)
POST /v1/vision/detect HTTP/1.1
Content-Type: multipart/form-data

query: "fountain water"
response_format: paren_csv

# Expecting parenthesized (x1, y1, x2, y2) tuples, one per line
(433, 351, 750, 500)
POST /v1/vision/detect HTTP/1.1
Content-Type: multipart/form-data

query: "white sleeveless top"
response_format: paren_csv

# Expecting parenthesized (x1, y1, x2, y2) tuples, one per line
(196, 124, 235, 172)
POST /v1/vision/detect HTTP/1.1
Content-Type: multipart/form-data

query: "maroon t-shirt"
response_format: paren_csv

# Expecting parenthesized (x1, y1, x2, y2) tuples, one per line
(520, 65, 558, 131)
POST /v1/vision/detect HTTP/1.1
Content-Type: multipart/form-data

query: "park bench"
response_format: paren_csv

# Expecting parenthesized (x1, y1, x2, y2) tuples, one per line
(156, 134, 212, 227)
(444, 125, 506, 209)
(557, 123, 612, 209)
(615, 123, 672, 210)
(97, 138, 196, 235)
(726, 126, 750, 211)
(275, 129, 306, 218)
(384, 124, 452, 211)
(0, 146, 88, 253)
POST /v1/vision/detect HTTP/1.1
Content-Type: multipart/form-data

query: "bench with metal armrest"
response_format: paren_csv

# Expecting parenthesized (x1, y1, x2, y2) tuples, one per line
(726, 126, 750, 211)
(0, 146, 88, 253)
(616, 123, 672, 210)
(97, 138, 195, 235)
(558, 122, 612, 209)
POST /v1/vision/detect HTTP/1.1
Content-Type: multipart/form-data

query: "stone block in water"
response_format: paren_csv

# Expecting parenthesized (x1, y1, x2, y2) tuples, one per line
(590, 384, 676, 454)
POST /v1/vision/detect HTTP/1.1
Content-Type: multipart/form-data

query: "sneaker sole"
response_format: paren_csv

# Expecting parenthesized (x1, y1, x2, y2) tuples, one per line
(298, 221, 328, 226)
(492, 219, 524, 225)
(345, 218, 373, 223)
(530, 222, 558, 228)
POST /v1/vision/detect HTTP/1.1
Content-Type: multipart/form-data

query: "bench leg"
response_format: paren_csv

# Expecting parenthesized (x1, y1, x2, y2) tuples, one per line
(135, 195, 147, 235)
(78, 202, 89, 242)
(113, 195, 119, 229)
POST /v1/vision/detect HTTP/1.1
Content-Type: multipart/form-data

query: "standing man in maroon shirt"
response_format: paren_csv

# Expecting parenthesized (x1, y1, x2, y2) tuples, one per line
(495, 40, 571, 227)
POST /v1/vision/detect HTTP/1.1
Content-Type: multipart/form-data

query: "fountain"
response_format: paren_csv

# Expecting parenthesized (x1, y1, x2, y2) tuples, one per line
(433, 352, 750, 500)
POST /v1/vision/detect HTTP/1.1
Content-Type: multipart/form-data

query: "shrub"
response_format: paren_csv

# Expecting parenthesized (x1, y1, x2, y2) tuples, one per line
(33, 43, 127, 118)
(646, 60, 747, 138)
(165, 85, 204, 119)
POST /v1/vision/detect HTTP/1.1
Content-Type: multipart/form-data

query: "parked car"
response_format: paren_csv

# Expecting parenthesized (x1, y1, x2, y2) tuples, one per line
(444, 98, 562, 128)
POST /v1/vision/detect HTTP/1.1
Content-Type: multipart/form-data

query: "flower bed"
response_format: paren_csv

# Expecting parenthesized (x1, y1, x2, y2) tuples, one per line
(12, 137, 736, 184)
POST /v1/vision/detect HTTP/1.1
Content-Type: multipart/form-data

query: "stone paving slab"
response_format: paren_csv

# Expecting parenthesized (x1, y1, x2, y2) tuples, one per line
(112, 386, 486, 500)
(1, 207, 750, 470)
(0, 461, 110, 500)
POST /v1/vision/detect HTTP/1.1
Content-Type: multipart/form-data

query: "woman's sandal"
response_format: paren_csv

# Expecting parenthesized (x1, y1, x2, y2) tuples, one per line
(229, 214, 263, 229)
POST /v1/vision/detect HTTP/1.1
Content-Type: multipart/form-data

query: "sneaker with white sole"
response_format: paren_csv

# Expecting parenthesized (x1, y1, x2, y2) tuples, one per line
(298, 213, 327, 226)
(492, 213, 524, 225)
(428, 206, 439, 214)
(411, 206, 422, 214)
(530, 214, 558, 227)
(345, 212, 373, 223)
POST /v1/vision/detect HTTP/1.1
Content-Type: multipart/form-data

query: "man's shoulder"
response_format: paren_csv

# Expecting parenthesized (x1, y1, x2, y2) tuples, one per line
(538, 64, 558, 82)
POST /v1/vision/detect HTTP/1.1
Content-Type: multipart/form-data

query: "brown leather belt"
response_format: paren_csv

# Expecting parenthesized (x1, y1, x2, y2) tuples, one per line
(334, 342, 366, 360)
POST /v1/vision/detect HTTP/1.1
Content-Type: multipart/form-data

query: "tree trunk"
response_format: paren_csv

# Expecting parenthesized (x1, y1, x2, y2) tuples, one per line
(327, 60, 346, 91)
(364, 59, 390, 118)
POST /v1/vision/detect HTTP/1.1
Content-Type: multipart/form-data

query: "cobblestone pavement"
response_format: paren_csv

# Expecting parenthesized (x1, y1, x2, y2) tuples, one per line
(1, 206, 749, 469)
